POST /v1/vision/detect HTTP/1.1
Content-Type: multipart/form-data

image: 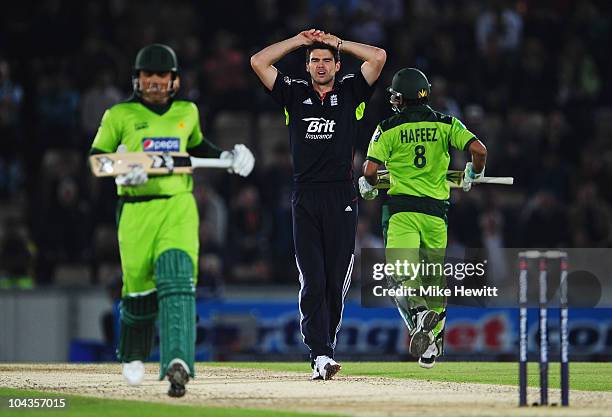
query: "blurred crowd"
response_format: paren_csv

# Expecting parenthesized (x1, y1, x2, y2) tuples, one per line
(0, 0, 611, 289)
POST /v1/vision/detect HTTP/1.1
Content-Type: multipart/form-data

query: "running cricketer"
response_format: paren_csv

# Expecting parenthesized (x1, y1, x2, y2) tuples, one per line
(90, 44, 255, 396)
(251, 29, 386, 379)
(359, 68, 487, 368)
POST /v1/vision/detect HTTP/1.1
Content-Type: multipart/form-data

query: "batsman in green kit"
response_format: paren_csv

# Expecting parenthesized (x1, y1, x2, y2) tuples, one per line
(359, 68, 487, 368)
(90, 44, 254, 396)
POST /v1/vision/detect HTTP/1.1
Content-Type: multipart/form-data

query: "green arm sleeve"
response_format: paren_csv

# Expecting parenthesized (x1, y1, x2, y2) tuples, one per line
(186, 104, 222, 158)
(366, 125, 390, 164)
(449, 117, 477, 151)
(91, 109, 121, 152)
(187, 137, 223, 158)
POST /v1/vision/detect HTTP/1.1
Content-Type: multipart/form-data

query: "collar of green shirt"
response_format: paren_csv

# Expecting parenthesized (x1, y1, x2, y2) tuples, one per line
(128, 94, 173, 115)
(400, 104, 432, 113)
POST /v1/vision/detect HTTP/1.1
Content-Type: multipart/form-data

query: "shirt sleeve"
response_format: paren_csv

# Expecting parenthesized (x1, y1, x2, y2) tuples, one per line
(186, 103, 222, 157)
(366, 125, 390, 164)
(265, 70, 295, 107)
(449, 117, 477, 151)
(91, 108, 121, 152)
(187, 103, 204, 148)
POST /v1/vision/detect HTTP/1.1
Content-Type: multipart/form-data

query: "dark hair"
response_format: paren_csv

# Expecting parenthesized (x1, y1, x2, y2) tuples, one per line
(305, 42, 339, 63)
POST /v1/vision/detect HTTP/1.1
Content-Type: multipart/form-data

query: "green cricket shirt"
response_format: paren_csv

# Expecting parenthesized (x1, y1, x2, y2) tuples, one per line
(367, 104, 476, 219)
(91, 99, 204, 197)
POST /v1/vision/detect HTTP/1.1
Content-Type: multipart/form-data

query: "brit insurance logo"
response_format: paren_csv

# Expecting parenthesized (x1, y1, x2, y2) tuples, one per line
(302, 117, 336, 140)
(142, 137, 180, 152)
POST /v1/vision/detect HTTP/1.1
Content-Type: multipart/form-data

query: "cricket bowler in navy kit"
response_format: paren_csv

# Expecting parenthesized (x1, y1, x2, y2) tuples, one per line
(251, 29, 386, 379)
(90, 44, 254, 397)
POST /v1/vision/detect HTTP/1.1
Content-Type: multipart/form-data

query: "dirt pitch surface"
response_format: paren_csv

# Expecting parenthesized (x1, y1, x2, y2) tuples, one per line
(1, 364, 612, 417)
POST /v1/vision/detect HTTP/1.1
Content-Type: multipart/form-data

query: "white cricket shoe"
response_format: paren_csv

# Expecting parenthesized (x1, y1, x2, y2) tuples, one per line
(409, 310, 439, 358)
(419, 341, 439, 369)
(313, 355, 341, 380)
(122, 360, 145, 385)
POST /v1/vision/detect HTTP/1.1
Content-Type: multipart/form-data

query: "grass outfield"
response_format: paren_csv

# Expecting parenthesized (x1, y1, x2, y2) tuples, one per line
(0, 387, 345, 417)
(207, 362, 612, 392)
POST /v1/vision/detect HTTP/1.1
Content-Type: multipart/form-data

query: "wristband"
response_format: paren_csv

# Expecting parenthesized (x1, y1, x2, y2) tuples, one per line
(470, 166, 485, 179)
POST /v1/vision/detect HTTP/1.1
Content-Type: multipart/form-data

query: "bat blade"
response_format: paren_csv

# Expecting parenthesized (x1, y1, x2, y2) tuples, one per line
(375, 170, 514, 189)
(89, 152, 192, 177)
(89, 152, 234, 177)
(446, 170, 465, 188)
(376, 169, 391, 188)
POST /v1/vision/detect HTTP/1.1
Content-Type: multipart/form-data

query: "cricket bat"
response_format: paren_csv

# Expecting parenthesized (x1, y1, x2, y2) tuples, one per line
(375, 170, 514, 189)
(89, 152, 232, 177)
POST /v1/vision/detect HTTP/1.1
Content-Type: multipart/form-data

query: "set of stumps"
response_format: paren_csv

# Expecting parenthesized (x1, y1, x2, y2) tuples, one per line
(518, 250, 569, 407)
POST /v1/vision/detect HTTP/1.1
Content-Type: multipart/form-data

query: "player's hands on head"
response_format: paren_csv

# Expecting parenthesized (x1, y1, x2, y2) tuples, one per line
(297, 29, 323, 46)
(314, 32, 340, 48)
(358, 176, 378, 200)
(116, 164, 148, 187)
(221, 144, 255, 177)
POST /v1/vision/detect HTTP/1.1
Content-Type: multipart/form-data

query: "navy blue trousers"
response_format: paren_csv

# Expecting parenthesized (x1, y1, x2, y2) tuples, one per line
(292, 182, 357, 363)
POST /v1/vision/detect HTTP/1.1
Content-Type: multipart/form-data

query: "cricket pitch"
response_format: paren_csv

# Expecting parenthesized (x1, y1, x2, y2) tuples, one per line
(1, 363, 612, 417)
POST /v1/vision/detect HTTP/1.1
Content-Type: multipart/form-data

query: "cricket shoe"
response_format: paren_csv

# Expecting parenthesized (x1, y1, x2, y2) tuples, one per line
(311, 368, 323, 380)
(313, 356, 341, 380)
(409, 310, 440, 358)
(419, 340, 439, 369)
(122, 360, 145, 386)
(166, 358, 190, 398)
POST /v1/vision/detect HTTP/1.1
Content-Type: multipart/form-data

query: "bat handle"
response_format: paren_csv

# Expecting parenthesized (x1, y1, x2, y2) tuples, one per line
(189, 157, 233, 169)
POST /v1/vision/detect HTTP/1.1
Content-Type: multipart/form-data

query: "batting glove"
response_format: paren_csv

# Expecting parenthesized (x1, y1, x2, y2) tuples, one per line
(358, 176, 378, 200)
(462, 162, 484, 192)
(116, 164, 148, 187)
(221, 144, 255, 177)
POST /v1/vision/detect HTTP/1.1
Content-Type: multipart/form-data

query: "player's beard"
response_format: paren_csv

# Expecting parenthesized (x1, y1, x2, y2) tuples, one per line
(141, 81, 172, 104)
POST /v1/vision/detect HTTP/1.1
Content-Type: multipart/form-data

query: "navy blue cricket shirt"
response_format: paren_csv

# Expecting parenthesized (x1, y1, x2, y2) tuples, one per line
(267, 71, 375, 184)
